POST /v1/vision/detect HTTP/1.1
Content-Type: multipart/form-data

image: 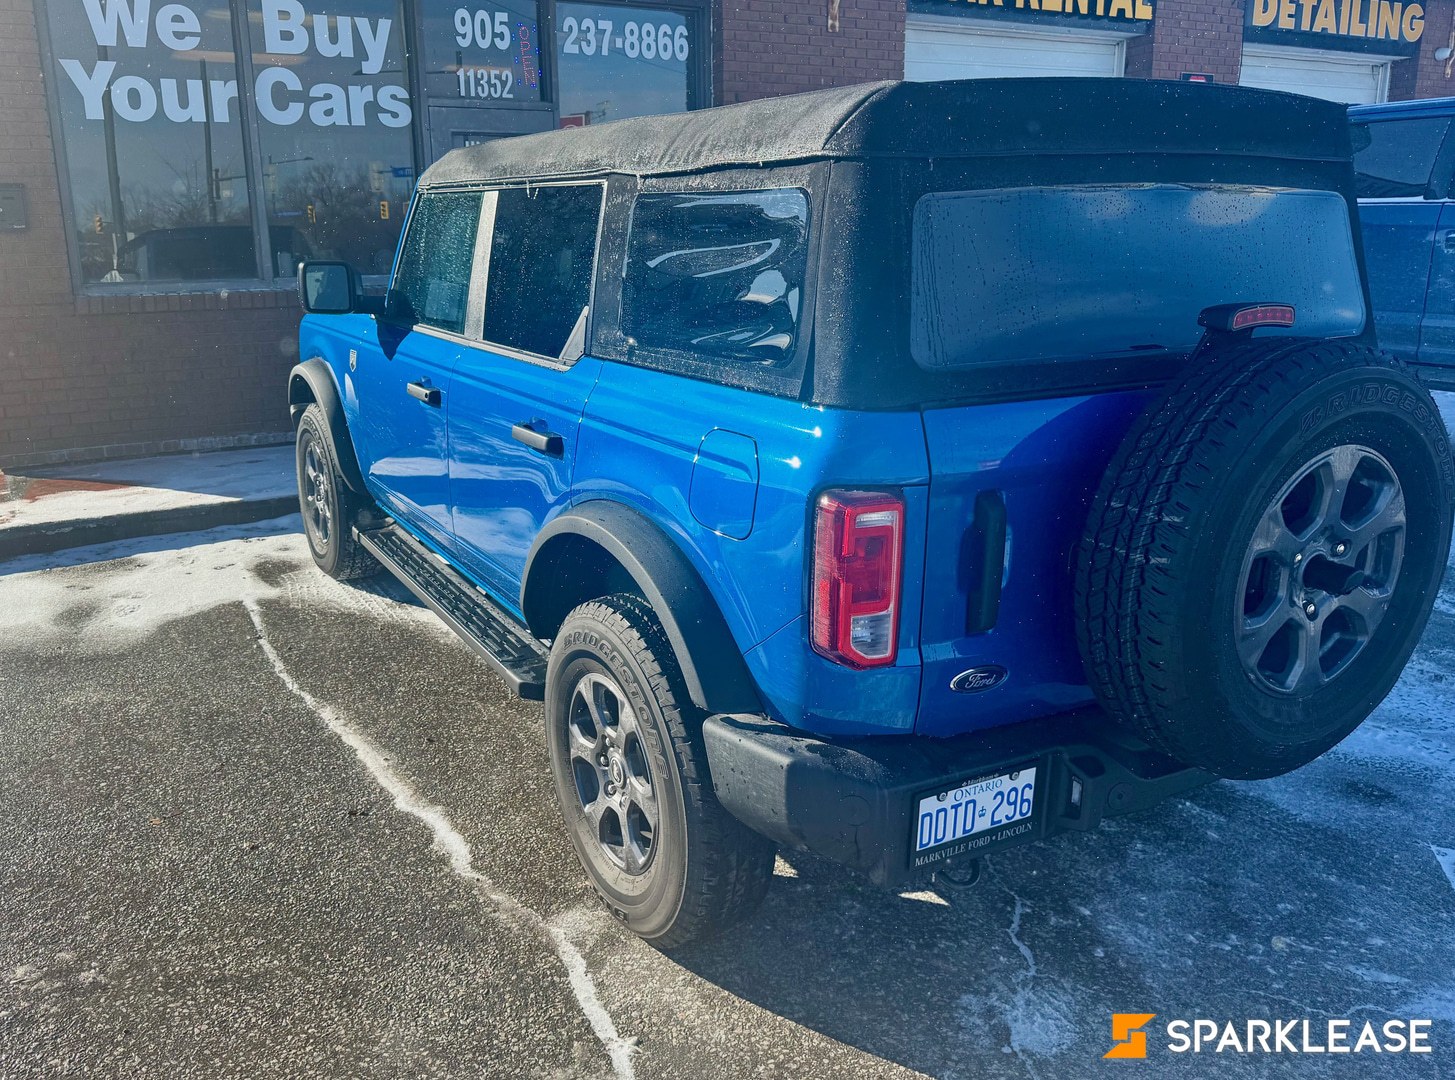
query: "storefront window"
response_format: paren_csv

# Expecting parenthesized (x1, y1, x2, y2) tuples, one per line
(43, 0, 255, 283)
(421, 0, 546, 103)
(40, 0, 709, 290)
(248, 0, 414, 276)
(555, 2, 696, 126)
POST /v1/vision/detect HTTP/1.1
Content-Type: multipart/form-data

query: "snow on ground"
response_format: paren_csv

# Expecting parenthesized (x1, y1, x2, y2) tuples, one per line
(0, 515, 448, 653)
(0, 445, 293, 528)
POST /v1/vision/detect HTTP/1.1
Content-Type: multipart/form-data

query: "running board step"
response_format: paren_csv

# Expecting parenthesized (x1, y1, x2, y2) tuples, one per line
(355, 523, 549, 700)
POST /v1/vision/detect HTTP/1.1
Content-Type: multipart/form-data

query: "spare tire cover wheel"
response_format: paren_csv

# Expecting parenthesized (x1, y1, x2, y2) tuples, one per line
(1076, 340, 1454, 780)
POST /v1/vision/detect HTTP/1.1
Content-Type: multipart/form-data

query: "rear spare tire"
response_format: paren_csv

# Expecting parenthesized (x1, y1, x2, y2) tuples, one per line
(1076, 339, 1453, 780)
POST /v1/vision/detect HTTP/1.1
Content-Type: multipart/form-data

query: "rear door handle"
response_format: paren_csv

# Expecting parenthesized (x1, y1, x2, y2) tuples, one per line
(407, 380, 441, 406)
(1442, 229, 1455, 254)
(512, 422, 564, 457)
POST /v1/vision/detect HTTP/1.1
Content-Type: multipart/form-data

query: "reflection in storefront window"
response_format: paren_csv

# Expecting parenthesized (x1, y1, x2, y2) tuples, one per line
(421, 0, 545, 104)
(43, 1, 255, 283)
(555, 2, 695, 127)
(248, 0, 414, 275)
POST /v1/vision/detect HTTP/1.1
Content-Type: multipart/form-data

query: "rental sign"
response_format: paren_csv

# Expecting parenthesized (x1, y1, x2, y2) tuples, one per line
(57, 0, 412, 128)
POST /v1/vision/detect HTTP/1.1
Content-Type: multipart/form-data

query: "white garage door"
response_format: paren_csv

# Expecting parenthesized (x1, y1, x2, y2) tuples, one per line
(1239, 44, 1391, 103)
(905, 17, 1126, 81)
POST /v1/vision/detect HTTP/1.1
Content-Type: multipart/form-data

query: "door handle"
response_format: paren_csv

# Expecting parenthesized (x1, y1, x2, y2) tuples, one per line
(512, 422, 564, 457)
(407, 380, 441, 406)
(1443, 229, 1455, 254)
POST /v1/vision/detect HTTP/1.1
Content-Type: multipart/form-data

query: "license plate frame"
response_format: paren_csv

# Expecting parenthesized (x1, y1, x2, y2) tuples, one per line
(908, 761, 1042, 871)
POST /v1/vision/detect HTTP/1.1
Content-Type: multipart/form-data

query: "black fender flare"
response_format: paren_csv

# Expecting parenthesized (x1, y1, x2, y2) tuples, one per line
(288, 358, 367, 495)
(522, 501, 763, 716)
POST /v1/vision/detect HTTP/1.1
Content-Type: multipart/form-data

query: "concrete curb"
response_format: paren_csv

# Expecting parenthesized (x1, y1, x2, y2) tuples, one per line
(0, 495, 299, 561)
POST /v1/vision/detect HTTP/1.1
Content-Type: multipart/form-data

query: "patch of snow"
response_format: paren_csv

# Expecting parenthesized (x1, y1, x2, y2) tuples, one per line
(0, 446, 294, 528)
(897, 890, 950, 907)
(1345, 965, 1407, 985)
(1405, 987, 1455, 1024)
(0, 517, 441, 652)
(1005, 987, 1077, 1057)
(1433, 846, 1455, 895)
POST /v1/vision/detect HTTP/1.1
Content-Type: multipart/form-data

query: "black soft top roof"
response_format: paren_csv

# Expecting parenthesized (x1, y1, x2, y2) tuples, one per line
(419, 78, 1353, 188)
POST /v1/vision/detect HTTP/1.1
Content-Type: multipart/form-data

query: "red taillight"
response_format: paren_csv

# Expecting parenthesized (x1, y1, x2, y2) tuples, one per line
(1230, 304, 1296, 330)
(811, 489, 904, 669)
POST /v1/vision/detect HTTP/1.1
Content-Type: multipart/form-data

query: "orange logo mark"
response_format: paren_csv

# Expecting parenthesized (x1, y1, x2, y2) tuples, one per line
(1105, 1013, 1158, 1059)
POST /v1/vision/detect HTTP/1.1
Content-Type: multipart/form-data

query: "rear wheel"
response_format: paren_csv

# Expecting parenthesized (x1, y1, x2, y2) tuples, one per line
(1076, 340, 1453, 779)
(545, 593, 775, 947)
(295, 404, 377, 581)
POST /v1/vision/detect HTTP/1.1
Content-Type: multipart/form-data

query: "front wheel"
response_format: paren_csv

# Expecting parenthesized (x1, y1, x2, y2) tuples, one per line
(295, 403, 377, 581)
(545, 593, 775, 947)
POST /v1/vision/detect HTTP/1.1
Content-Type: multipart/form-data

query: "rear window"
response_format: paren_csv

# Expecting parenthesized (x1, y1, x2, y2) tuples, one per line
(910, 185, 1365, 371)
(621, 189, 809, 367)
(1352, 116, 1450, 199)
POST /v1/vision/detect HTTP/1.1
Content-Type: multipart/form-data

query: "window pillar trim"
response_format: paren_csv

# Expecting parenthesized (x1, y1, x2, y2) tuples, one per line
(229, 0, 275, 282)
(33, 0, 91, 297)
(465, 190, 498, 340)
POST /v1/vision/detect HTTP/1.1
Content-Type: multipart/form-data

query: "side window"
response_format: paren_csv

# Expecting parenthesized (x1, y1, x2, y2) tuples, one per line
(1353, 117, 1451, 199)
(483, 185, 604, 360)
(391, 192, 484, 334)
(621, 189, 809, 367)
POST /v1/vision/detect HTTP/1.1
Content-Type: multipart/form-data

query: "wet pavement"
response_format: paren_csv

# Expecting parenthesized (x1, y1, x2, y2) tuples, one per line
(0, 515, 1452, 1079)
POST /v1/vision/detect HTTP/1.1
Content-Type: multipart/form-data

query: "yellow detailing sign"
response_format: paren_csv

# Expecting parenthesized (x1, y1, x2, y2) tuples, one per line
(1250, 0, 1424, 42)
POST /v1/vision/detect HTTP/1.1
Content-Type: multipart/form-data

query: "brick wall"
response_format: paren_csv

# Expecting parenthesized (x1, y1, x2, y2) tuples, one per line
(1124, 0, 1244, 83)
(715, 0, 906, 104)
(1125, 0, 1453, 100)
(1391, 0, 1455, 100)
(0, 0, 298, 468)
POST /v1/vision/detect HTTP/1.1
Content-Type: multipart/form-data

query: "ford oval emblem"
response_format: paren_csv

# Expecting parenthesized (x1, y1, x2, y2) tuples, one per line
(950, 665, 1008, 694)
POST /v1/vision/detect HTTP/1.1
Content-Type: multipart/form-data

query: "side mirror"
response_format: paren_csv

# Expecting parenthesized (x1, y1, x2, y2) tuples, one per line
(298, 260, 360, 314)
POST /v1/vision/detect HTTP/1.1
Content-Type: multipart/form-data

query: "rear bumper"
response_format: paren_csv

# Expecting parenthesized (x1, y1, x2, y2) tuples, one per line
(703, 709, 1212, 888)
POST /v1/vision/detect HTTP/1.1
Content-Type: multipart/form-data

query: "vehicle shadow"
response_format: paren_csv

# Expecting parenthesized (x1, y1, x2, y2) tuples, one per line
(0, 513, 302, 578)
(665, 763, 1455, 1079)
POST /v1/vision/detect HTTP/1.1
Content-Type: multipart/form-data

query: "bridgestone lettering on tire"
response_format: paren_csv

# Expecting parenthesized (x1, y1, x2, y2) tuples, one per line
(1075, 340, 1454, 780)
(545, 593, 775, 946)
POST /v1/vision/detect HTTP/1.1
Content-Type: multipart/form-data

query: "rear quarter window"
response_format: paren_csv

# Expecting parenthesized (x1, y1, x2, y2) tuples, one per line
(621, 188, 809, 368)
(910, 184, 1366, 371)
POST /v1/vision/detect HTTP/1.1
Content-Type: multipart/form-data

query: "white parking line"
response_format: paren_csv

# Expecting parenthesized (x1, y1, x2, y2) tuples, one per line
(242, 598, 637, 1080)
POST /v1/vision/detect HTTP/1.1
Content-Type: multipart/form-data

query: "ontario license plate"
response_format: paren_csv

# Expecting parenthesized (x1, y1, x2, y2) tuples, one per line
(913, 767, 1038, 855)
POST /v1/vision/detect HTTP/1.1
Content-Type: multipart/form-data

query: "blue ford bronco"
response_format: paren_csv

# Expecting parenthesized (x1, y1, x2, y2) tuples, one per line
(291, 78, 1454, 945)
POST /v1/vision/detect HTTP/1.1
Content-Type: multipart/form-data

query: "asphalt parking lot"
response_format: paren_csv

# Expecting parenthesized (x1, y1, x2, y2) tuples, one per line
(1, 513, 1453, 1079)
